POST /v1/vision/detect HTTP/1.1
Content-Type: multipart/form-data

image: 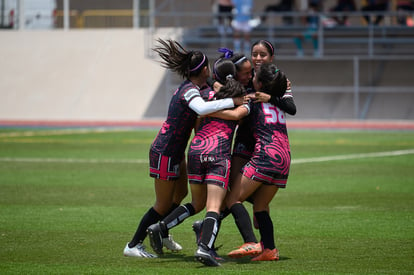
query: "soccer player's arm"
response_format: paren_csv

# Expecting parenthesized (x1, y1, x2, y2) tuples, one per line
(254, 77, 296, 115)
(207, 104, 250, 121)
(189, 95, 246, 116)
(254, 90, 297, 116)
(269, 92, 297, 116)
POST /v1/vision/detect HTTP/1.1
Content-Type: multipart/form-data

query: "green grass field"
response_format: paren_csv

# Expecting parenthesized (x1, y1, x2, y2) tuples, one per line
(0, 127, 413, 274)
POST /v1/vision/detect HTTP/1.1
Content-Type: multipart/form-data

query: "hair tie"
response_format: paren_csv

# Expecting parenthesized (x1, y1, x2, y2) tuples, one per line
(218, 47, 234, 59)
(275, 69, 280, 73)
(226, 74, 233, 80)
(190, 54, 206, 72)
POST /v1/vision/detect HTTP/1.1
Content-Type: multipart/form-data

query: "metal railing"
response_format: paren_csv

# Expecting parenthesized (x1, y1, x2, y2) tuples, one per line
(144, 10, 414, 57)
(154, 55, 414, 120)
(141, 10, 414, 120)
(31, 7, 414, 120)
(52, 9, 414, 59)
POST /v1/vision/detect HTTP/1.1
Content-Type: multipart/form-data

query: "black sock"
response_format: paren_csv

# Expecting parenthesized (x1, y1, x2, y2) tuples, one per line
(254, 211, 275, 250)
(161, 203, 195, 236)
(129, 207, 162, 248)
(230, 203, 257, 243)
(200, 211, 220, 249)
(157, 203, 180, 238)
(219, 207, 231, 221)
(163, 202, 180, 218)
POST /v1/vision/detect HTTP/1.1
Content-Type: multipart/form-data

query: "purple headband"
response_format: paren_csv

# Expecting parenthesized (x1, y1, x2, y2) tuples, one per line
(218, 47, 233, 59)
(190, 54, 206, 72)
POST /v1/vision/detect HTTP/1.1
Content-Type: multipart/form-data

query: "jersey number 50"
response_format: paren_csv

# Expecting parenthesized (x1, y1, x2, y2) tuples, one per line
(263, 103, 286, 124)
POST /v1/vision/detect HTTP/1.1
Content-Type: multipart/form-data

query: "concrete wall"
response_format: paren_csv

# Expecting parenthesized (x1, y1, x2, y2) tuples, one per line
(0, 29, 167, 122)
(146, 57, 414, 120)
(1, 29, 413, 124)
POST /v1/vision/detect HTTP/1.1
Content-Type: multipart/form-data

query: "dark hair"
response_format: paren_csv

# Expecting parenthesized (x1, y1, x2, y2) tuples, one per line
(230, 53, 250, 72)
(217, 47, 249, 73)
(213, 59, 246, 99)
(256, 63, 287, 98)
(213, 59, 235, 85)
(251, 39, 275, 56)
(153, 38, 208, 79)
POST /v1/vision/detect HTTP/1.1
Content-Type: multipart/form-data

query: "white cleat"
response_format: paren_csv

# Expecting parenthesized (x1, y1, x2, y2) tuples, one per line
(123, 243, 158, 258)
(163, 234, 182, 252)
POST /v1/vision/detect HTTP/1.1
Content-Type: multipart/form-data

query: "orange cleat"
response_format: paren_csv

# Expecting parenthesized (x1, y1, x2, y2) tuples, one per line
(227, 242, 262, 258)
(251, 248, 279, 261)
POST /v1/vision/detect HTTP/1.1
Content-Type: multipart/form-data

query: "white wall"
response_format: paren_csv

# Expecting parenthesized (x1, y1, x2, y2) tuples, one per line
(0, 29, 164, 122)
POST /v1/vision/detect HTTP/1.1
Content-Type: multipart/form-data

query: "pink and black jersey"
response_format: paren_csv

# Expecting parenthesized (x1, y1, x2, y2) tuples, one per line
(233, 89, 294, 160)
(247, 101, 291, 181)
(187, 111, 245, 188)
(150, 80, 208, 158)
(189, 117, 239, 159)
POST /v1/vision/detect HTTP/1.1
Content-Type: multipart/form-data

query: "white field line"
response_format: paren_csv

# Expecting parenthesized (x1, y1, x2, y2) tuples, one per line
(0, 128, 138, 138)
(0, 157, 147, 164)
(291, 149, 414, 164)
(0, 149, 413, 165)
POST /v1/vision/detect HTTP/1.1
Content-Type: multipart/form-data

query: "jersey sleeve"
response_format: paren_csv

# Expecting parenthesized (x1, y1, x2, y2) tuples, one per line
(189, 96, 235, 116)
(270, 90, 296, 116)
(184, 87, 202, 103)
(283, 89, 293, 99)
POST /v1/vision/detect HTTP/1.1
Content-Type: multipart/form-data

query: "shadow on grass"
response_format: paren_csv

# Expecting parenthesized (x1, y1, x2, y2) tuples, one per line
(228, 255, 291, 264)
(156, 252, 291, 265)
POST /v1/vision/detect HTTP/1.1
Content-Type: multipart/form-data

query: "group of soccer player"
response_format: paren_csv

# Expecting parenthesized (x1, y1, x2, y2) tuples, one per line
(123, 38, 297, 267)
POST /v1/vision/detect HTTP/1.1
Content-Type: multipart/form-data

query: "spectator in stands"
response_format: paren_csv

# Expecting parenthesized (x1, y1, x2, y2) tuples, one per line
(361, 0, 390, 25)
(396, 0, 414, 25)
(293, 0, 322, 57)
(232, 0, 254, 54)
(329, 0, 357, 26)
(213, 0, 234, 35)
(261, 0, 296, 25)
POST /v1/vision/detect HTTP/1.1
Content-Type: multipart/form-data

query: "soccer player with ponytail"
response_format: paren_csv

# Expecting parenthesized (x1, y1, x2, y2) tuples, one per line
(123, 39, 245, 258)
(147, 58, 249, 266)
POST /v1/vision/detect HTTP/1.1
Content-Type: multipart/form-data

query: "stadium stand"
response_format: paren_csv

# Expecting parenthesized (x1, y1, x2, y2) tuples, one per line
(0, 0, 413, 123)
(181, 23, 414, 56)
(143, 4, 414, 120)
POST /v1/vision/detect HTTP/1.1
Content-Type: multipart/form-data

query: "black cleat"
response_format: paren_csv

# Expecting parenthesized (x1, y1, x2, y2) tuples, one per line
(194, 244, 220, 267)
(210, 246, 224, 262)
(192, 220, 203, 244)
(147, 223, 164, 255)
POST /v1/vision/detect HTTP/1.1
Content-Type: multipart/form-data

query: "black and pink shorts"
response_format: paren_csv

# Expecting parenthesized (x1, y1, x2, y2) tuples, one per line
(242, 162, 288, 188)
(149, 149, 182, 181)
(187, 154, 231, 189)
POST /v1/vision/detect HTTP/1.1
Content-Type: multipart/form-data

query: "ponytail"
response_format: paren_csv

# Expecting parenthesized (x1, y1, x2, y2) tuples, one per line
(257, 63, 287, 98)
(153, 38, 208, 79)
